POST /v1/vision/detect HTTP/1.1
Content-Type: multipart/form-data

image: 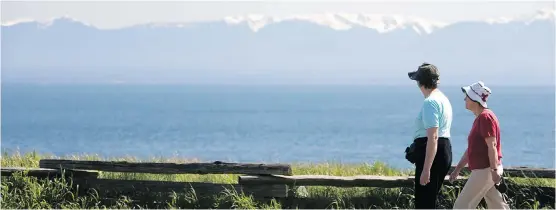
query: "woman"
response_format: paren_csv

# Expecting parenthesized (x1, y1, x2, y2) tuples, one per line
(407, 63, 453, 209)
(450, 81, 509, 209)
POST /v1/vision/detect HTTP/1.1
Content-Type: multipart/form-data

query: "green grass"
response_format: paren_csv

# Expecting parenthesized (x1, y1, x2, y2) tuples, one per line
(1, 151, 554, 209)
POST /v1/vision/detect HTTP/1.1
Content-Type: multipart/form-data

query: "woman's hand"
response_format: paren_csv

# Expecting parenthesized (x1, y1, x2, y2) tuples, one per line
(449, 169, 460, 183)
(420, 170, 430, 186)
(491, 169, 502, 184)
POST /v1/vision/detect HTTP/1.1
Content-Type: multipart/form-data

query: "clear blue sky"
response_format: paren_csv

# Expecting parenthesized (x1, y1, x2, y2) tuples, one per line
(2, 0, 554, 29)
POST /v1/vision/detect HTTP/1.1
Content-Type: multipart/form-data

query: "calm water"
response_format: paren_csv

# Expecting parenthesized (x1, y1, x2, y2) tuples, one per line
(2, 84, 554, 170)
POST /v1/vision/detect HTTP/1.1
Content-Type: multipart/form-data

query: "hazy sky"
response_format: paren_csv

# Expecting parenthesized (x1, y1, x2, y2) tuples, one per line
(2, 0, 554, 29)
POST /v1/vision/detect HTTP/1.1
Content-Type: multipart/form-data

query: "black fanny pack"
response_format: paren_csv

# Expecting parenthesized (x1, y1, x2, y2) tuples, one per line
(404, 137, 449, 164)
(404, 141, 420, 164)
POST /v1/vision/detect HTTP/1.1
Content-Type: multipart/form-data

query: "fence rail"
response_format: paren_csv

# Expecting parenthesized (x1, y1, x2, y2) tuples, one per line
(449, 166, 555, 179)
(39, 159, 292, 175)
(74, 178, 288, 198)
(3, 159, 555, 200)
(238, 174, 467, 188)
(2, 167, 99, 179)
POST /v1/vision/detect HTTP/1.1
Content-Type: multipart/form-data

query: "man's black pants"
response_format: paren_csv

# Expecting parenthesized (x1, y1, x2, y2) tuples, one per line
(413, 137, 453, 209)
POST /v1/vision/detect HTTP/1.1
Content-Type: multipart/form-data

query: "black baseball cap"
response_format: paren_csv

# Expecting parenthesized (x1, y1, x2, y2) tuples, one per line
(408, 63, 440, 82)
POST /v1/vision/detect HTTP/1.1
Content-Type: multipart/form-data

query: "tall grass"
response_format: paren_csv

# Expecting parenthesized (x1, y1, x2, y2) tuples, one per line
(1, 151, 554, 209)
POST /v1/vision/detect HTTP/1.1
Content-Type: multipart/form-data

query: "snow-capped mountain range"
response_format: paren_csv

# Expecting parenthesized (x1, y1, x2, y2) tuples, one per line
(222, 14, 448, 34)
(1, 9, 555, 85)
(3, 8, 554, 33)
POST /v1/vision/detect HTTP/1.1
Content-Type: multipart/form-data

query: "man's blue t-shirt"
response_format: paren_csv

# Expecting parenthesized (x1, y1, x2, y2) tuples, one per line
(414, 91, 453, 139)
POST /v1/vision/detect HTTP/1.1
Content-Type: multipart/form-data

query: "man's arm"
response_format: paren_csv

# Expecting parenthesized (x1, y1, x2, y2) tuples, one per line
(423, 127, 438, 172)
(421, 100, 440, 173)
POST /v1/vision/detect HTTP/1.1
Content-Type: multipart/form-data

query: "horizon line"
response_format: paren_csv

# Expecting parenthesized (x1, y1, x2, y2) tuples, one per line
(3, 82, 554, 88)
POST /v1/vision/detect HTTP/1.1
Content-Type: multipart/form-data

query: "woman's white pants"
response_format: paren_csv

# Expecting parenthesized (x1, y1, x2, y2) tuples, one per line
(453, 165, 510, 209)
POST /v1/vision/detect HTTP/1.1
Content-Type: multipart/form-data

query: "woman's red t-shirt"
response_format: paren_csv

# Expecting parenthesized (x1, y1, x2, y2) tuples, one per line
(467, 109, 503, 170)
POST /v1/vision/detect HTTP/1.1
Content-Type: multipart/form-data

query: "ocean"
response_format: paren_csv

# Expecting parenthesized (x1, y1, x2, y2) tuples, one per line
(2, 84, 554, 170)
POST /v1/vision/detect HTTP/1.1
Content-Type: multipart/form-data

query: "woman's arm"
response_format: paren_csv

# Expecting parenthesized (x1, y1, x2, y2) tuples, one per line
(479, 114, 501, 183)
(485, 137, 498, 169)
(449, 148, 468, 183)
(453, 148, 468, 172)
(485, 136, 501, 183)
(479, 114, 499, 169)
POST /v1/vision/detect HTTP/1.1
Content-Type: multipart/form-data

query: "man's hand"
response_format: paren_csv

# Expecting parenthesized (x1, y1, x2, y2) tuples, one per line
(420, 170, 430, 186)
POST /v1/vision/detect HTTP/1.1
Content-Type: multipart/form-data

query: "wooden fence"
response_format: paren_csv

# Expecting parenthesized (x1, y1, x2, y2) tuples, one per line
(2, 159, 555, 200)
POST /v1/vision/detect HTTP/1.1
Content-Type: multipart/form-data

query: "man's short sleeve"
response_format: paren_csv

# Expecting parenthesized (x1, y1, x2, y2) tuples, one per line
(422, 99, 440, 129)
